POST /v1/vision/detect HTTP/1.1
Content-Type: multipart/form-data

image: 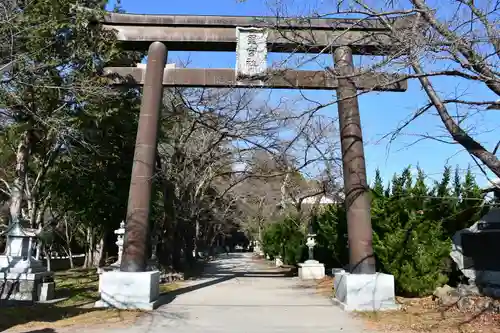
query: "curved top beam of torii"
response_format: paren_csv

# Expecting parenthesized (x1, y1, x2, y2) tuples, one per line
(101, 11, 420, 55)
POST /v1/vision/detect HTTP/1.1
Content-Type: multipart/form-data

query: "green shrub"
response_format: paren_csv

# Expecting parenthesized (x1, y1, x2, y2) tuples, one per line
(261, 215, 305, 265)
(371, 167, 451, 296)
(260, 165, 486, 297)
(372, 210, 451, 296)
(312, 204, 348, 268)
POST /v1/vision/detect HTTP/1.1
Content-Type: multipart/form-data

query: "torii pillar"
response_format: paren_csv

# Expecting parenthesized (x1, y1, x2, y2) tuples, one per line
(95, 42, 167, 310)
(334, 46, 376, 275)
(332, 46, 398, 312)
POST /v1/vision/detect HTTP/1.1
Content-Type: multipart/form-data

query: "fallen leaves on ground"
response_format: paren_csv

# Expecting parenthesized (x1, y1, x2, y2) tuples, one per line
(309, 277, 500, 333)
(315, 276, 334, 297)
(358, 296, 500, 333)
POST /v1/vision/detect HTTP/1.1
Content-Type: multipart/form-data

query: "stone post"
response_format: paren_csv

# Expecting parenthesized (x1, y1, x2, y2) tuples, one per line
(331, 46, 398, 312)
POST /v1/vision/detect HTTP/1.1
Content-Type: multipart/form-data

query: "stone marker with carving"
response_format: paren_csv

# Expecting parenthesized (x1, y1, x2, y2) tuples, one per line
(451, 208, 500, 296)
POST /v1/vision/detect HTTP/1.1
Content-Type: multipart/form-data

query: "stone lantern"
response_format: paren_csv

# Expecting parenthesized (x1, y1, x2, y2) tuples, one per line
(97, 221, 125, 274)
(0, 219, 54, 301)
(298, 224, 325, 280)
(306, 224, 316, 261)
(112, 221, 126, 268)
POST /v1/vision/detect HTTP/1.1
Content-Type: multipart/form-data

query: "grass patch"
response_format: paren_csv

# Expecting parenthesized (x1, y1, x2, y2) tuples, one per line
(1, 268, 182, 332)
(160, 282, 180, 293)
(53, 269, 99, 307)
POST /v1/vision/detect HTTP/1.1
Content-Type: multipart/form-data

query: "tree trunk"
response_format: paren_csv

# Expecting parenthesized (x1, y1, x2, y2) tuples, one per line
(194, 219, 200, 257)
(9, 131, 31, 224)
(411, 60, 500, 177)
(172, 222, 183, 271)
(44, 247, 52, 272)
(280, 171, 290, 209)
(94, 235, 105, 267)
(62, 246, 74, 269)
(63, 217, 74, 268)
(84, 226, 94, 268)
(35, 222, 43, 260)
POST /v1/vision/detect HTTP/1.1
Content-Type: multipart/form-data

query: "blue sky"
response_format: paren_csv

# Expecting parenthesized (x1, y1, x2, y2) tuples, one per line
(107, 0, 500, 188)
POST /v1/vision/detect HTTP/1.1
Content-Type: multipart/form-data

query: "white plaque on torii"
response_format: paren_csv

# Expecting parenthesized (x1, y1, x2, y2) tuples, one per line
(235, 27, 268, 79)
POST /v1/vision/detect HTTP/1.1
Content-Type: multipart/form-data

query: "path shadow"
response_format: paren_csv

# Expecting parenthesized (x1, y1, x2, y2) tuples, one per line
(21, 329, 56, 333)
(204, 270, 296, 278)
(157, 274, 236, 307)
(155, 270, 294, 307)
(0, 302, 100, 332)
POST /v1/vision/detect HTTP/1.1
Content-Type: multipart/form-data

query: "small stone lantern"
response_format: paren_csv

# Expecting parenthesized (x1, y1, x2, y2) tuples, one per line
(306, 224, 317, 262)
(112, 221, 126, 268)
(298, 223, 325, 280)
(98, 221, 125, 274)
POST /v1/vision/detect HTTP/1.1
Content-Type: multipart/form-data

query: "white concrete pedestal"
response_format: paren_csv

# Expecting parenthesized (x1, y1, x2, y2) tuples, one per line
(298, 260, 325, 280)
(95, 271, 160, 310)
(275, 257, 283, 267)
(332, 272, 399, 311)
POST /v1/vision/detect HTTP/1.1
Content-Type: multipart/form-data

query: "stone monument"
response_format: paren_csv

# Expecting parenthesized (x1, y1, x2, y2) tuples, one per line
(0, 220, 54, 301)
(114, 221, 125, 267)
(298, 227, 325, 280)
(451, 206, 500, 295)
(275, 255, 283, 267)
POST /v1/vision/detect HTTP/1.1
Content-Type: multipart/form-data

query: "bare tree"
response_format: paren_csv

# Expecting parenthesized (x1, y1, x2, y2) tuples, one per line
(155, 84, 342, 266)
(260, 0, 499, 181)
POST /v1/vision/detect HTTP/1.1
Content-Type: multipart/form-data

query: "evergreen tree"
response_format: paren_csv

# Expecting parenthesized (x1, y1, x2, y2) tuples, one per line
(372, 166, 451, 296)
(0, 1, 142, 266)
(313, 204, 348, 268)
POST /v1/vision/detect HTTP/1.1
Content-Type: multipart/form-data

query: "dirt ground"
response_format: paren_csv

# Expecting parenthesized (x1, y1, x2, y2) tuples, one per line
(314, 276, 500, 333)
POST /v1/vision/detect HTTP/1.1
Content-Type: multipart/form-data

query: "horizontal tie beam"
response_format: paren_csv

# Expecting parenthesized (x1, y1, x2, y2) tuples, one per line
(103, 67, 407, 92)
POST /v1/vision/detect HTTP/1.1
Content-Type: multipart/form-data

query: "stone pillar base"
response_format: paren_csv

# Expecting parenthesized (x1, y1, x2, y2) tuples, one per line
(332, 272, 399, 311)
(298, 260, 325, 280)
(95, 271, 160, 310)
(0, 272, 54, 301)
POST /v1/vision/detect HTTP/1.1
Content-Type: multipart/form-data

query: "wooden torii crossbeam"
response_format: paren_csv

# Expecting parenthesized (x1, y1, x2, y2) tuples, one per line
(101, 11, 413, 275)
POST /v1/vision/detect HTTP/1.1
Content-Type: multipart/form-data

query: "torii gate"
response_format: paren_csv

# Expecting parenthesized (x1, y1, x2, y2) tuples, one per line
(98, 12, 415, 310)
